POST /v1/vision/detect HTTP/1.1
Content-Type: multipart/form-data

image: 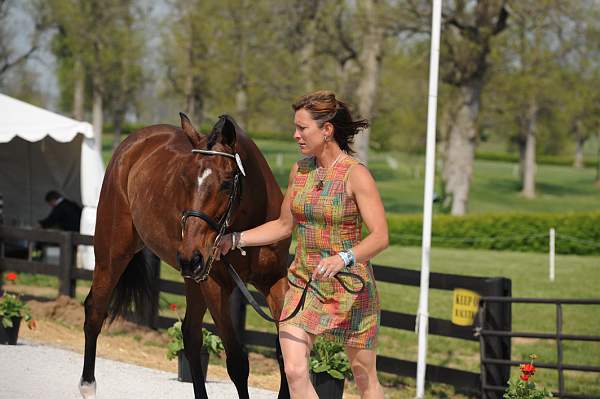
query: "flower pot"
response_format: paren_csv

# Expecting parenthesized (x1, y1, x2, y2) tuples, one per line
(310, 371, 344, 399)
(178, 349, 209, 382)
(0, 316, 22, 345)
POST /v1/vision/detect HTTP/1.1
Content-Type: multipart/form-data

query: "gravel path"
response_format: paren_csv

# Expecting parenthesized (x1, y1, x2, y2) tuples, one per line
(0, 340, 277, 399)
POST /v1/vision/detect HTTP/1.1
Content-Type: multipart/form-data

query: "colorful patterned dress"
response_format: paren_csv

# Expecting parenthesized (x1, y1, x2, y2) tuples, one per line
(279, 155, 380, 349)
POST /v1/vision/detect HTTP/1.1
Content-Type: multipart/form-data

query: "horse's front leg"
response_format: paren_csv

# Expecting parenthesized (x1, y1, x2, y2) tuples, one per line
(183, 280, 210, 399)
(202, 278, 250, 399)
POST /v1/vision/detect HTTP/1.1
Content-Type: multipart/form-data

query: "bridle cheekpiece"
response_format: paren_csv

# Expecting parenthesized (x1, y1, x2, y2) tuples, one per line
(180, 148, 245, 282)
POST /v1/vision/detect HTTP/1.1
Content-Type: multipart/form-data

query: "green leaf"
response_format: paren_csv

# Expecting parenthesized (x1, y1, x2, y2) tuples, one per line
(2, 317, 12, 328)
(327, 369, 344, 380)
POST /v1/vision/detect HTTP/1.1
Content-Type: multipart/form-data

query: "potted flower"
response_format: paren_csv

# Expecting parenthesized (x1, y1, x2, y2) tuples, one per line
(166, 304, 224, 382)
(0, 292, 34, 345)
(504, 355, 552, 399)
(309, 337, 352, 399)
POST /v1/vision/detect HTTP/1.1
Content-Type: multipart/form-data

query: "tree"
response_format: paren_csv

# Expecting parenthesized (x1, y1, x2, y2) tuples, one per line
(161, 0, 227, 127)
(0, 0, 47, 84)
(103, 4, 146, 148)
(47, 0, 142, 151)
(437, 0, 509, 214)
(483, 1, 571, 198)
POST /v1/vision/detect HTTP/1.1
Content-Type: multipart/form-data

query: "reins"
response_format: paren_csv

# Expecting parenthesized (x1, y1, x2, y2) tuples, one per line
(223, 254, 366, 323)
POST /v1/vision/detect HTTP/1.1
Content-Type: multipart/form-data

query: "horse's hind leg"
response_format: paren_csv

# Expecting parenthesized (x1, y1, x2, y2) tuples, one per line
(182, 281, 209, 399)
(79, 217, 139, 398)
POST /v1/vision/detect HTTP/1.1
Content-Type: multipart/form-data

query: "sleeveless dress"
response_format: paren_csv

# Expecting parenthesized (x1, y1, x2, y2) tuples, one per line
(279, 155, 380, 349)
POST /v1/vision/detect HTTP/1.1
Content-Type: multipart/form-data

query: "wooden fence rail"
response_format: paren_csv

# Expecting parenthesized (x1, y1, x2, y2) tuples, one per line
(1, 226, 513, 397)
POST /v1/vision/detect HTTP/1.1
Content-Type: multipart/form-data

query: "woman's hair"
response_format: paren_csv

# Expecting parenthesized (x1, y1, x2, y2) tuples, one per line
(292, 90, 369, 154)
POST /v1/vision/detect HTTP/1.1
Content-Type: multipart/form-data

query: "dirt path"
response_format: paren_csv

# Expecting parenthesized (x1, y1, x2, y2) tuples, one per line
(18, 295, 288, 394)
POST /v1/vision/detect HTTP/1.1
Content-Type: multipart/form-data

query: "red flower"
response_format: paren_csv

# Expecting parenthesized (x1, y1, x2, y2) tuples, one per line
(169, 303, 177, 311)
(520, 363, 536, 376)
(5, 272, 17, 281)
(520, 374, 530, 381)
(27, 319, 38, 330)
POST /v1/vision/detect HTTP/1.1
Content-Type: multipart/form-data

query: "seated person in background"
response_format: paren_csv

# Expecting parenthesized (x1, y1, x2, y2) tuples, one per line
(39, 190, 82, 232)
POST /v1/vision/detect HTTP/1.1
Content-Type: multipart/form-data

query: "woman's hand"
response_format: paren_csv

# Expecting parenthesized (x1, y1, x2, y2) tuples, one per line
(312, 254, 345, 280)
(218, 233, 234, 257)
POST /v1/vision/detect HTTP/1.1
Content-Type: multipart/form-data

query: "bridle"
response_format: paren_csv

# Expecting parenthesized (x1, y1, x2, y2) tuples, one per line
(180, 148, 246, 282)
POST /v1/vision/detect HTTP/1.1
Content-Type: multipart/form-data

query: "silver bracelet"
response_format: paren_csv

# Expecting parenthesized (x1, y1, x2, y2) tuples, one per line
(233, 231, 246, 256)
(347, 248, 355, 266)
(338, 249, 355, 267)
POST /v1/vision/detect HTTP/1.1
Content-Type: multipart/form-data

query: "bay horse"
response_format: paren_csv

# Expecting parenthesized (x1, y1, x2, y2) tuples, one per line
(79, 114, 291, 399)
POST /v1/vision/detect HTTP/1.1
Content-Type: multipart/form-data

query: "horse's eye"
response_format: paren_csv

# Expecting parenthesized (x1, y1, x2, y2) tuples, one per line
(220, 180, 233, 192)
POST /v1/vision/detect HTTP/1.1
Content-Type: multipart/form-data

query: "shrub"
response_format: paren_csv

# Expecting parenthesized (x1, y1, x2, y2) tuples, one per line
(387, 211, 600, 255)
(310, 337, 352, 380)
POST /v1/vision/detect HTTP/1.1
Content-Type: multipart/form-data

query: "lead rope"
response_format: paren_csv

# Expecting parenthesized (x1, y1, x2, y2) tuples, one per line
(223, 254, 366, 323)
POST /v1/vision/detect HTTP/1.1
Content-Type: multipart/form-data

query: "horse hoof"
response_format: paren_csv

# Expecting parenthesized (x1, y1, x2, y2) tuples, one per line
(79, 377, 97, 399)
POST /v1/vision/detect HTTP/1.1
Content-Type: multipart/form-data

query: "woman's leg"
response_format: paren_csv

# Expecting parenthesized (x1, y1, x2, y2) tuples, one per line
(279, 324, 318, 399)
(345, 346, 384, 399)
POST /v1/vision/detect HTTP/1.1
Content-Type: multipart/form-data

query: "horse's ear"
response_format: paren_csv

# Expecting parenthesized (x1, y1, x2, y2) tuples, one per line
(208, 115, 237, 150)
(180, 112, 202, 148)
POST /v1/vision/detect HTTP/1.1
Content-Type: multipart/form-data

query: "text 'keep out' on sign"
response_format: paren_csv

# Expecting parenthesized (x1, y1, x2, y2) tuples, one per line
(451, 288, 481, 326)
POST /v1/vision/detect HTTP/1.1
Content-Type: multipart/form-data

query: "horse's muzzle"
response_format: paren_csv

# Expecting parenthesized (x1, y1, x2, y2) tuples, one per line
(177, 250, 207, 282)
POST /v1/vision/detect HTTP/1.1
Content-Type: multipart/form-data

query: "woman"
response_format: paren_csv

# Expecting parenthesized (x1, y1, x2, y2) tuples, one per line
(220, 90, 388, 399)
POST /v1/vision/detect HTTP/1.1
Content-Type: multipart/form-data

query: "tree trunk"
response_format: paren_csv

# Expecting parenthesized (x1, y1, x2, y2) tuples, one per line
(353, 0, 384, 165)
(92, 84, 103, 153)
(72, 58, 85, 120)
(521, 132, 536, 198)
(518, 137, 526, 184)
(185, 74, 196, 123)
(442, 85, 481, 215)
(573, 122, 585, 168)
(521, 99, 538, 198)
(185, 75, 204, 126)
(112, 110, 124, 150)
(235, 21, 249, 129)
(300, 30, 315, 93)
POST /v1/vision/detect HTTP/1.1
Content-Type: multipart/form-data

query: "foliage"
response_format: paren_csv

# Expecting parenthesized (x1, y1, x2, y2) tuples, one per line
(387, 211, 600, 255)
(476, 151, 598, 169)
(166, 321, 224, 361)
(309, 337, 351, 380)
(0, 293, 32, 328)
(504, 355, 552, 399)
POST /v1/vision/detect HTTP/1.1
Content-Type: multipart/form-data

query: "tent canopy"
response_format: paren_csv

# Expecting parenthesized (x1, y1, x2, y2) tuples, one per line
(0, 93, 94, 143)
(0, 93, 104, 268)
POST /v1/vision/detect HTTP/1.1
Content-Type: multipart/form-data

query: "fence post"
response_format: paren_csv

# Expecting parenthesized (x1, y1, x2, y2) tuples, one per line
(549, 228, 555, 282)
(58, 231, 76, 297)
(480, 277, 512, 399)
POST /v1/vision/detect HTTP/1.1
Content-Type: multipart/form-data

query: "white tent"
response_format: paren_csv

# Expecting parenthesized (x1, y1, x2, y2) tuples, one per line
(0, 93, 104, 269)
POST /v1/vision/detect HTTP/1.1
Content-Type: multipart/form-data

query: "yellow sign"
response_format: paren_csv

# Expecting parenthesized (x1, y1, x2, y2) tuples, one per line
(451, 288, 481, 326)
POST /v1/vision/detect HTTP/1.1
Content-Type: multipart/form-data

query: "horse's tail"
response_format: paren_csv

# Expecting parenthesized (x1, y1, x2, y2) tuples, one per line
(107, 249, 158, 324)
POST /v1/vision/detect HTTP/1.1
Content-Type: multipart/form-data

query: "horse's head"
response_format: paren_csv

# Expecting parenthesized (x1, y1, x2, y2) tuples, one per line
(177, 113, 245, 282)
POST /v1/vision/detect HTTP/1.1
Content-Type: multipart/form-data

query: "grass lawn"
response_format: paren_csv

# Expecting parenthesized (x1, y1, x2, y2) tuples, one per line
(102, 135, 599, 215)
(158, 244, 600, 397)
(251, 139, 600, 215)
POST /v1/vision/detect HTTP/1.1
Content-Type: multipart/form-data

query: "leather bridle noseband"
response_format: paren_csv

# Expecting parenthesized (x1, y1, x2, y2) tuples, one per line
(180, 148, 245, 282)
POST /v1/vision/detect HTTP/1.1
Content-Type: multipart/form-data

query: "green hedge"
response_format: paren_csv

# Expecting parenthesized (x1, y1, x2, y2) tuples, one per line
(476, 151, 598, 169)
(387, 212, 600, 255)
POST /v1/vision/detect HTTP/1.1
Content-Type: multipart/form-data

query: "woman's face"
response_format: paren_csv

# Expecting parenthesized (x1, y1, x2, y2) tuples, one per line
(293, 108, 328, 156)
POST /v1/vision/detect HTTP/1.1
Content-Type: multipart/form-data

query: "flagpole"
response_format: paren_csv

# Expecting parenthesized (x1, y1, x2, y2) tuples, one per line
(415, 0, 442, 398)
